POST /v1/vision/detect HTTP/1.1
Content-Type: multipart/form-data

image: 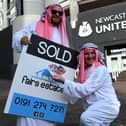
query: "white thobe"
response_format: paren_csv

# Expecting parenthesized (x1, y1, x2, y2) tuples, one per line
(12, 21, 62, 52)
(63, 65, 120, 126)
(13, 21, 62, 126)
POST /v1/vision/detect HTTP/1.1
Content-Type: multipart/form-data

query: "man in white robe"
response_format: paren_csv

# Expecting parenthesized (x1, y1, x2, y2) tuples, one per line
(12, 3, 69, 126)
(52, 43, 120, 126)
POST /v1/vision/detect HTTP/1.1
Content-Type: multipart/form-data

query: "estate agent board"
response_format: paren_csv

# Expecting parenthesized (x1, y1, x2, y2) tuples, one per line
(4, 34, 79, 123)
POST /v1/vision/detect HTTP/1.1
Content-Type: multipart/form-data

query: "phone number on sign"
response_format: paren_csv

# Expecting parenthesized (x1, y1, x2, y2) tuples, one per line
(14, 96, 65, 118)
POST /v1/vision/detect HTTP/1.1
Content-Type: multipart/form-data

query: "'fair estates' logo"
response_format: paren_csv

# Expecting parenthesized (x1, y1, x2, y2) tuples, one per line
(78, 21, 92, 37)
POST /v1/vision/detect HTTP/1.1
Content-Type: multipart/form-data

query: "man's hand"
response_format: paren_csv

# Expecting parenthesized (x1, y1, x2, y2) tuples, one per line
(21, 36, 30, 45)
(52, 74, 65, 83)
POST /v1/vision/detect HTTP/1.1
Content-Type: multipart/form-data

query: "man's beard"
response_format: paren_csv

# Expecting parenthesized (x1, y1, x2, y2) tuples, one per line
(51, 17, 62, 26)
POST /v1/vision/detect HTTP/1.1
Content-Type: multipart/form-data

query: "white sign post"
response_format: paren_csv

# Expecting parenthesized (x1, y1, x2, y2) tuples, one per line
(4, 34, 79, 123)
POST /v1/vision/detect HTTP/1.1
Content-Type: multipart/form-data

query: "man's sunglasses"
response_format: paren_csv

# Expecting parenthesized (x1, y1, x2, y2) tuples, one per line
(52, 9, 63, 16)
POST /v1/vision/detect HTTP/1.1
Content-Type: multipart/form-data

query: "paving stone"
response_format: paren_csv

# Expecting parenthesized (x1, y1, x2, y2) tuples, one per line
(0, 79, 126, 126)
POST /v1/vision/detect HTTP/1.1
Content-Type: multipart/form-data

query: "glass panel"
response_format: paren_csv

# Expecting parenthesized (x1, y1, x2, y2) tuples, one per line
(0, 0, 3, 8)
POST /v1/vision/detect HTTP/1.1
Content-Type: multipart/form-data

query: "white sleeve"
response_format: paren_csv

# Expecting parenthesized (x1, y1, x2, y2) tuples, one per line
(64, 66, 107, 98)
(63, 95, 78, 104)
(12, 21, 36, 52)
